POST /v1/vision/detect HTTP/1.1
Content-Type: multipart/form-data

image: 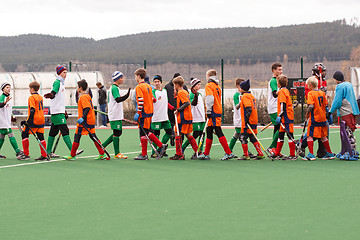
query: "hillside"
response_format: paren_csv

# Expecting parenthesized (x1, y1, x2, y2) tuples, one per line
(0, 20, 359, 66)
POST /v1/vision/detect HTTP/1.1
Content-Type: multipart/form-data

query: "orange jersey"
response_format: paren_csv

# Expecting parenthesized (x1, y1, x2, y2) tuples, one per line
(277, 88, 294, 122)
(77, 93, 95, 127)
(177, 89, 192, 124)
(205, 81, 222, 115)
(307, 90, 328, 125)
(135, 81, 154, 117)
(27, 93, 45, 127)
(240, 92, 258, 134)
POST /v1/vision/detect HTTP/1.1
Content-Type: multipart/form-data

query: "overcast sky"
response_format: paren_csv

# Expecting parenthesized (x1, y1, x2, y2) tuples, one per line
(1, 0, 359, 40)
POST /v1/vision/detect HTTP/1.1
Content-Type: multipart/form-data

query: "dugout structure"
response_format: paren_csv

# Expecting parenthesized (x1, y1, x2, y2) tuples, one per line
(0, 71, 105, 125)
(351, 67, 360, 97)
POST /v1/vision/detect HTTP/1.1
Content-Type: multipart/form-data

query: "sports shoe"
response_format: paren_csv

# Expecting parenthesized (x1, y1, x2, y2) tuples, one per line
(115, 153, 127, 159)
(322, 152, 335, 160)
(299, 147, 306, 158)
(256, 155, 266, 160)
(0, 154, 6, 159)
(63, 155, 75, 161)
(16, 150, 23, 159)
(150, 153, 157, 158)
(50, 152, 60, 158)
(270, 153, 283, 160)
(95, 154, 107, 160)
(35, 155, 48, 161)
(134, 154, 149, 160)
(267, 148, 274, 155)
(220, 153, 236, 161)
(197, 153, 210, 160)
(249, 151, 257, 159)
(190, 152, 198, 159)
(76, 149, 84, 156)
(283, 155, 297, 161)
(302, 153, 316, 161)
(237, 155, 250, 160)
(159, 144, 168, 158)
(169, 154, 185, 160)
(162, 152, 168, 157)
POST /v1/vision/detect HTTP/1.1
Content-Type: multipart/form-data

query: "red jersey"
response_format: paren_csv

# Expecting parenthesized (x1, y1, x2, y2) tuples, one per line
(305, 76, 327, 99)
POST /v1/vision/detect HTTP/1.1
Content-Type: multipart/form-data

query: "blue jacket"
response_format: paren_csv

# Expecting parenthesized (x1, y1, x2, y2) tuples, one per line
(330, 82, 360, 116)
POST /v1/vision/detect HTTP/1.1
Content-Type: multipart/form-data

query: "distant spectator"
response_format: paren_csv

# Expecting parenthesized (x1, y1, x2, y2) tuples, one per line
(96, 82, 107, 127)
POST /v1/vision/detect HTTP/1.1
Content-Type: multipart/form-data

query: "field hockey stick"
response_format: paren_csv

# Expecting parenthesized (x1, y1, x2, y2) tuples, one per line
(260, 122, 272, 132)
(196, 118, 209, 157)
(52, 132, 62, 154)
(94, 109, 108, 115)
(123, 118, 161, 159)
(246, 123, 273, 161)
(279, 122, 297, 144)
(21, 122, 50, 161)
(295, 119, 309, 158)
(174, 112, 184, 155)
(80, 123, 111, 160)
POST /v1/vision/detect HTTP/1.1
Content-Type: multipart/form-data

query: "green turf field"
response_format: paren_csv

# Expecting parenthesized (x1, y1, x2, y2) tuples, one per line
(1, 127, 359, 240)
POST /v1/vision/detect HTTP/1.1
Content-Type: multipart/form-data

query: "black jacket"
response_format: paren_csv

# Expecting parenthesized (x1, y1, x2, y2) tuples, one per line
(98, 86, 107, 105)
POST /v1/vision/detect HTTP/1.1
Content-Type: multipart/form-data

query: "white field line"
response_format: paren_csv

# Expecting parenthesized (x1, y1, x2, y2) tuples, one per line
(0, 130, 340, 169)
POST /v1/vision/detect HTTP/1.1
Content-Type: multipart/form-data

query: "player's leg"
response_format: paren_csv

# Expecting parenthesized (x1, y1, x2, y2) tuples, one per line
(90, 132, 106, 160)
(249, 133, 264, 159)
(134, 118, 150, 160)
(274, 131, 285, 158)
(238, 133, 250, 160)
(229, 128, 240, 152)
(34, 131, 48, 160)
(268, 113, 280, 153)
(303, 125, 316, 160)
(214, 126, 234, 160)
(59, 124, 73, 151)
(6, 129, 21, 156)
(20, 127, 31, 159)
(47, 123, 59, 154)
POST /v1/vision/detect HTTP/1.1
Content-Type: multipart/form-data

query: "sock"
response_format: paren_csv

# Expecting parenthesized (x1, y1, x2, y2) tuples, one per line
(175, 136, 183, 156)
(289, 141, 295, 156)
(40, 140, 47, 157)
(47, 136, 55, 154)
(188, 136, 198, 152)
(161, 133, 171, 145)
(102, 134, 113, 148)
(148, 133, 163, 148)
(270, 130, 279, 149)
(204, 138, 213, 155)
(229, 136, 237, 152)
(70, 142, 80, 157)
(9, 137, 20, 153)
(94, 140, 105, 155)
(0, 138, 4, 150)
(141, 136, 147, 156)
(63, 135, 73, 151)
(22, 138, 30, 156)
(322, 139, 332, 153)
(219, 136, 232, 155)
(275, 141, 284, 156)
(113, 136, 120, 155)
(253, 142, 263, 156)
(308, 139, 314, 155)
(242, 144, 249, 157)
(182, 139, 190, 152)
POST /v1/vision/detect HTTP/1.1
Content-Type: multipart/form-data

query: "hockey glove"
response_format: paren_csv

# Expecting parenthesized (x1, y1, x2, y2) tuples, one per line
(77, 118, 84, 124)
(134, 113, 140, 122)
(275, 116, 281, 125)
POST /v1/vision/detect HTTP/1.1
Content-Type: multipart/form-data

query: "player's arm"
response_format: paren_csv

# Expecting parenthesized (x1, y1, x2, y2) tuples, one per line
(329, 85, 343, 114)
(82, 108, 90, 123)
(44, 81, 60, 99)
(234, 94, 241, 110)
(243, 97, 252, 124)
(114, 87, 131, 103)
(190, 91, 198, 106)
(177, 102, 190, 112)
(205, 86, 214, 117)
(270, 79, 278, 98)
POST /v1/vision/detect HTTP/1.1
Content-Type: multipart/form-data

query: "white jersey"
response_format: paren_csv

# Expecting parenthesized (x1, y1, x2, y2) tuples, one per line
(0, 94, 12, 129)
(267, 77, 278, 114)
(152, 88, 169, 123)
(232, 91, 241, 128)
(108, 84, 124, 121)
(50, 79, 66, 114)
(190, 92, 205, 123)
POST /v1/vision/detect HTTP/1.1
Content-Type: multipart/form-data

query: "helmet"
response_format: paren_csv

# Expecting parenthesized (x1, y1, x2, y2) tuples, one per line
(312, 63, 326, 78)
